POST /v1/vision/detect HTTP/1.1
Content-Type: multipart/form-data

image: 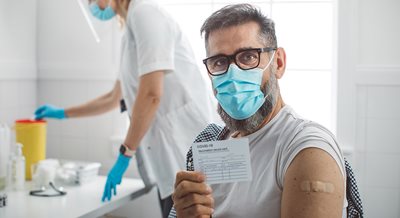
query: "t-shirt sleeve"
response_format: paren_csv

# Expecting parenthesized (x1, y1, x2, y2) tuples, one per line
(128, 3, 175, 76)
(277, 126, 346, 188)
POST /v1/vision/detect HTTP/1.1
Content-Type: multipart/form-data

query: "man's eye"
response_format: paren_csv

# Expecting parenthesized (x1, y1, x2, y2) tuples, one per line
(239, 52, 258, 64)
(214, 58, 228, 67)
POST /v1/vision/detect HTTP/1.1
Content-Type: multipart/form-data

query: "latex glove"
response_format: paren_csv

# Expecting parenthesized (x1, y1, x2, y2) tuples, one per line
(34, 104, 66, 120)
(102, 153, 131, 202)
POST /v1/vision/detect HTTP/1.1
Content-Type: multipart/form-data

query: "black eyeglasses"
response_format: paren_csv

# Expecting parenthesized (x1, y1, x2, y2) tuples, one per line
(203, 47, 276, 76)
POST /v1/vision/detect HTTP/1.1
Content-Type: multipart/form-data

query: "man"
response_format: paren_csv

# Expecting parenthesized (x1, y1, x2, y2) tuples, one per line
(171, 4, 348, 218)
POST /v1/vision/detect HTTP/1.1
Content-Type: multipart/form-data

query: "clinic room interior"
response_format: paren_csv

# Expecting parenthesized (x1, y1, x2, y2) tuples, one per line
(0, 0, 399, 217)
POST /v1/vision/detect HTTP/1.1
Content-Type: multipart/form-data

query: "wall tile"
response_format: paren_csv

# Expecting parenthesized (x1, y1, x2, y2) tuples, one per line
(367, 85, 400, 119)
(18, 105, 36, 120)
(86, 137, 112, 164)
(60, 80, 89, 106)
(18, 80, 36, 107)
(0, 80, 19, 109)
(356, 85, 368, 119)
(363, 188, 399, 218)
(366, 118, 400, 153)
(37, 80, 62, 106)
(87, 80, 114, 99)
(60, 137, 88, 161)
(61, 117, 89, 138)
(355, 117, 367, 152)
(0, 108, 18, 126)
(87, 113, 115, 139)
(46, 134, 61, 159)
(45, 119, 62, 137)
(365, 153, 400, 188)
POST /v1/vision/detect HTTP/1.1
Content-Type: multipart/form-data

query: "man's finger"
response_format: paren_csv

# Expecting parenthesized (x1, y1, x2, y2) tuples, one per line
(174, 171, 206, 188)
(174, 180, 212, 199)
(181, 204, 214, 217)
(174, 193, 214, 210)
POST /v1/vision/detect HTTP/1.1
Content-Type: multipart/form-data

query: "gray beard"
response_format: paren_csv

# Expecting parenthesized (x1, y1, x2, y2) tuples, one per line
(217, 72, 278, 135)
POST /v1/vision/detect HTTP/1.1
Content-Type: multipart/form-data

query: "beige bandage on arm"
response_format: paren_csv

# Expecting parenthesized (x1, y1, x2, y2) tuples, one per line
(300, 180, 335, 193)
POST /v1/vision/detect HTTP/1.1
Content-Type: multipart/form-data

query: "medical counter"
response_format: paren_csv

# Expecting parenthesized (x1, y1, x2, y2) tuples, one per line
(1, 176, 149, 218)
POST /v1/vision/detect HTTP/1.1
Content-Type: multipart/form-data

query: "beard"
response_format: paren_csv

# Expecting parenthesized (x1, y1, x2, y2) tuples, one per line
(217, 71, 278, 135)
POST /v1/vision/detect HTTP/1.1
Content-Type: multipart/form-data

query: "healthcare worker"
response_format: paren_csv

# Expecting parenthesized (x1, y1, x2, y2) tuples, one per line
(34, 0, 215, 217)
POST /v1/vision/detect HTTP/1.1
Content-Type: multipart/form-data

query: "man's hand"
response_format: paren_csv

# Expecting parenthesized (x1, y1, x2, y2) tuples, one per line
(172, 171, 214, 218)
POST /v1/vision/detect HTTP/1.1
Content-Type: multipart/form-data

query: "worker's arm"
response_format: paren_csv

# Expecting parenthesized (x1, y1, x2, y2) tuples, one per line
(65, 80, 122, 118)
(281, 147, 345, 218)
(123, 71, 164, 150)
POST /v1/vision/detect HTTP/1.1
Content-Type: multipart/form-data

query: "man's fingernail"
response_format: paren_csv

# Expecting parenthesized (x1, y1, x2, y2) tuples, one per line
(206, 185, 212, 192)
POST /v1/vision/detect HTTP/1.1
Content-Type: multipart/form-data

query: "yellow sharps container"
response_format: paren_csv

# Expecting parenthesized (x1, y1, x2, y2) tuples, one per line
(15, 119, 47, 180)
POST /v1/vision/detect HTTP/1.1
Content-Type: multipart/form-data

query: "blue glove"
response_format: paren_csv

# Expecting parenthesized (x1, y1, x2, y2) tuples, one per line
(34, 104, 66, 120)
(102, 154, 131, 202)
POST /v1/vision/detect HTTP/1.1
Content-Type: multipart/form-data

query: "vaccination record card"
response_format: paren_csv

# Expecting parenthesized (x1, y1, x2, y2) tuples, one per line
(192, 138, 252, 184)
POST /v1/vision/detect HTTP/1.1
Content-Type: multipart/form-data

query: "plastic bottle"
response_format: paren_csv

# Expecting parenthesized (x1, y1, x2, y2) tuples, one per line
(0, 123, 10, 207)
(11, 143, 25, 191)
(0, 124, 11, 190)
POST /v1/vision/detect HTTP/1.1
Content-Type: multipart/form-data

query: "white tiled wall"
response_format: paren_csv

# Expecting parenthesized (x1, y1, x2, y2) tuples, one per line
(355, 85, 400, 217)
(338, 0, 400, 217)
(0, 79, 36, 128)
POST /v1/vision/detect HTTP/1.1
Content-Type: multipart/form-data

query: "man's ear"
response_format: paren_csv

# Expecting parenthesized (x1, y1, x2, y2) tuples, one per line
(274, 47, 286, 79)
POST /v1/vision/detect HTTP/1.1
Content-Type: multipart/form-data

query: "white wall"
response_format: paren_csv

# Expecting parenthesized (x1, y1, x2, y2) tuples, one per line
(0, 0, 37, 127)
(337, 0, 400, 217)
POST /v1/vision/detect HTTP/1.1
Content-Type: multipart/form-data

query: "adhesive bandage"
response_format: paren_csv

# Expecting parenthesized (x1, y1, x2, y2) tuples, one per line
(300, 180, 334, 193)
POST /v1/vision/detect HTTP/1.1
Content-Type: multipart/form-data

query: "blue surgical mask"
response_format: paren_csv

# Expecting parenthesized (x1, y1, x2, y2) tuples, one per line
(212, 52, 275, 120)
(90, 1, 116, 21)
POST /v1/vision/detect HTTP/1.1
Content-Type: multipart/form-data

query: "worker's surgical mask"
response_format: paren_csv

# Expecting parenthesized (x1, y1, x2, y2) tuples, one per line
(90, 1, 116, 21)
(212, 51, 275, 120)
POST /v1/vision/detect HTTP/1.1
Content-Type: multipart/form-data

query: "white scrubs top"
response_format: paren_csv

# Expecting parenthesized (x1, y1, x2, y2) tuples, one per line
(119, 0, 214, 199)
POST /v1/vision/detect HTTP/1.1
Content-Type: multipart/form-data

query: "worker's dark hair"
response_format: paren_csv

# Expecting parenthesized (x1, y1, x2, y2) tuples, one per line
(200, 4, 277, 50)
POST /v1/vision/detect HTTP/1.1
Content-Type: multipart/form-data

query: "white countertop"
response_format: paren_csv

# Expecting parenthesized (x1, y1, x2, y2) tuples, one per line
(1, 176, 148, 218)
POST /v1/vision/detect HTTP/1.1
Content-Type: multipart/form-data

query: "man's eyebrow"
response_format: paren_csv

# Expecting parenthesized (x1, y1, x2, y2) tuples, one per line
(208, 47, 257, 58)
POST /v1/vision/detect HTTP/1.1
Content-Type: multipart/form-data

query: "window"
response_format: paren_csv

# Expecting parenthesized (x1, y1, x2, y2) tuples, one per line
(161, 0, 336, 132)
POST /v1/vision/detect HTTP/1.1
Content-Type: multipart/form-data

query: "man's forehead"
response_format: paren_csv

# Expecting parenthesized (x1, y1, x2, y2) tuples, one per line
(207, 21, 263, 56)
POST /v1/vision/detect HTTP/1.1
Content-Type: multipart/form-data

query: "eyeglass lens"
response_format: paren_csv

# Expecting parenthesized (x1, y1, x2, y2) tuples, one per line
(205, 49, 260, 75)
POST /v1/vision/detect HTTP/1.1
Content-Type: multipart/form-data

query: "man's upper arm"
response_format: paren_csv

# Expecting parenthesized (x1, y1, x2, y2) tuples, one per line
(281, 147, 345, 218)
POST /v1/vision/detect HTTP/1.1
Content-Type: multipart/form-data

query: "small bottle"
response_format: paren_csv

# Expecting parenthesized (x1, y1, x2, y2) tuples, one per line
(11, 143, 25, 190)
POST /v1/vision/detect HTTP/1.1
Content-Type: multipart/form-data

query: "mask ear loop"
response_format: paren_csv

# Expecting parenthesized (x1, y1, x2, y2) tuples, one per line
(261, 50, 276, 101)
(262, 50, 276, 72)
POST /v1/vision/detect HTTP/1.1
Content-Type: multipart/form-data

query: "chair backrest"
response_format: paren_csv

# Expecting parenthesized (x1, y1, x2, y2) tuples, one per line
(344, 159, 364, 218)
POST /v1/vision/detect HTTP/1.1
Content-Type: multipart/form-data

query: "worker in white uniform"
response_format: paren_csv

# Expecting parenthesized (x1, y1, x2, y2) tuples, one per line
(34, 0, 215, 217)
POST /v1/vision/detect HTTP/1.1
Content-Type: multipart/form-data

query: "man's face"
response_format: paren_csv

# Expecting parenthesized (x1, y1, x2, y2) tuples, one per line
(207, 21, 278, 134)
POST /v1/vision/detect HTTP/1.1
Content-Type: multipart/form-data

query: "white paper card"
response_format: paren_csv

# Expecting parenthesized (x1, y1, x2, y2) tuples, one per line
(192, 138, 252, 184)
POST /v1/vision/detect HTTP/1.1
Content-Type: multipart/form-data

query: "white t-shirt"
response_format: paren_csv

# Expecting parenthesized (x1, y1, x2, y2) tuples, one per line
(118, 0, 215, 199)
(211, 106, 347, 218)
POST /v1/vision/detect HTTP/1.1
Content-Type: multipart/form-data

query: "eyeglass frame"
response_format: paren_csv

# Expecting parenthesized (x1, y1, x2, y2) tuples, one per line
(202, 47, 277, 76)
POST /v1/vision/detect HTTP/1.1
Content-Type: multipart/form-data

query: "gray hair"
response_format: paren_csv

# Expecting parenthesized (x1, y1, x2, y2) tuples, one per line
(200, 4, 277, 50)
